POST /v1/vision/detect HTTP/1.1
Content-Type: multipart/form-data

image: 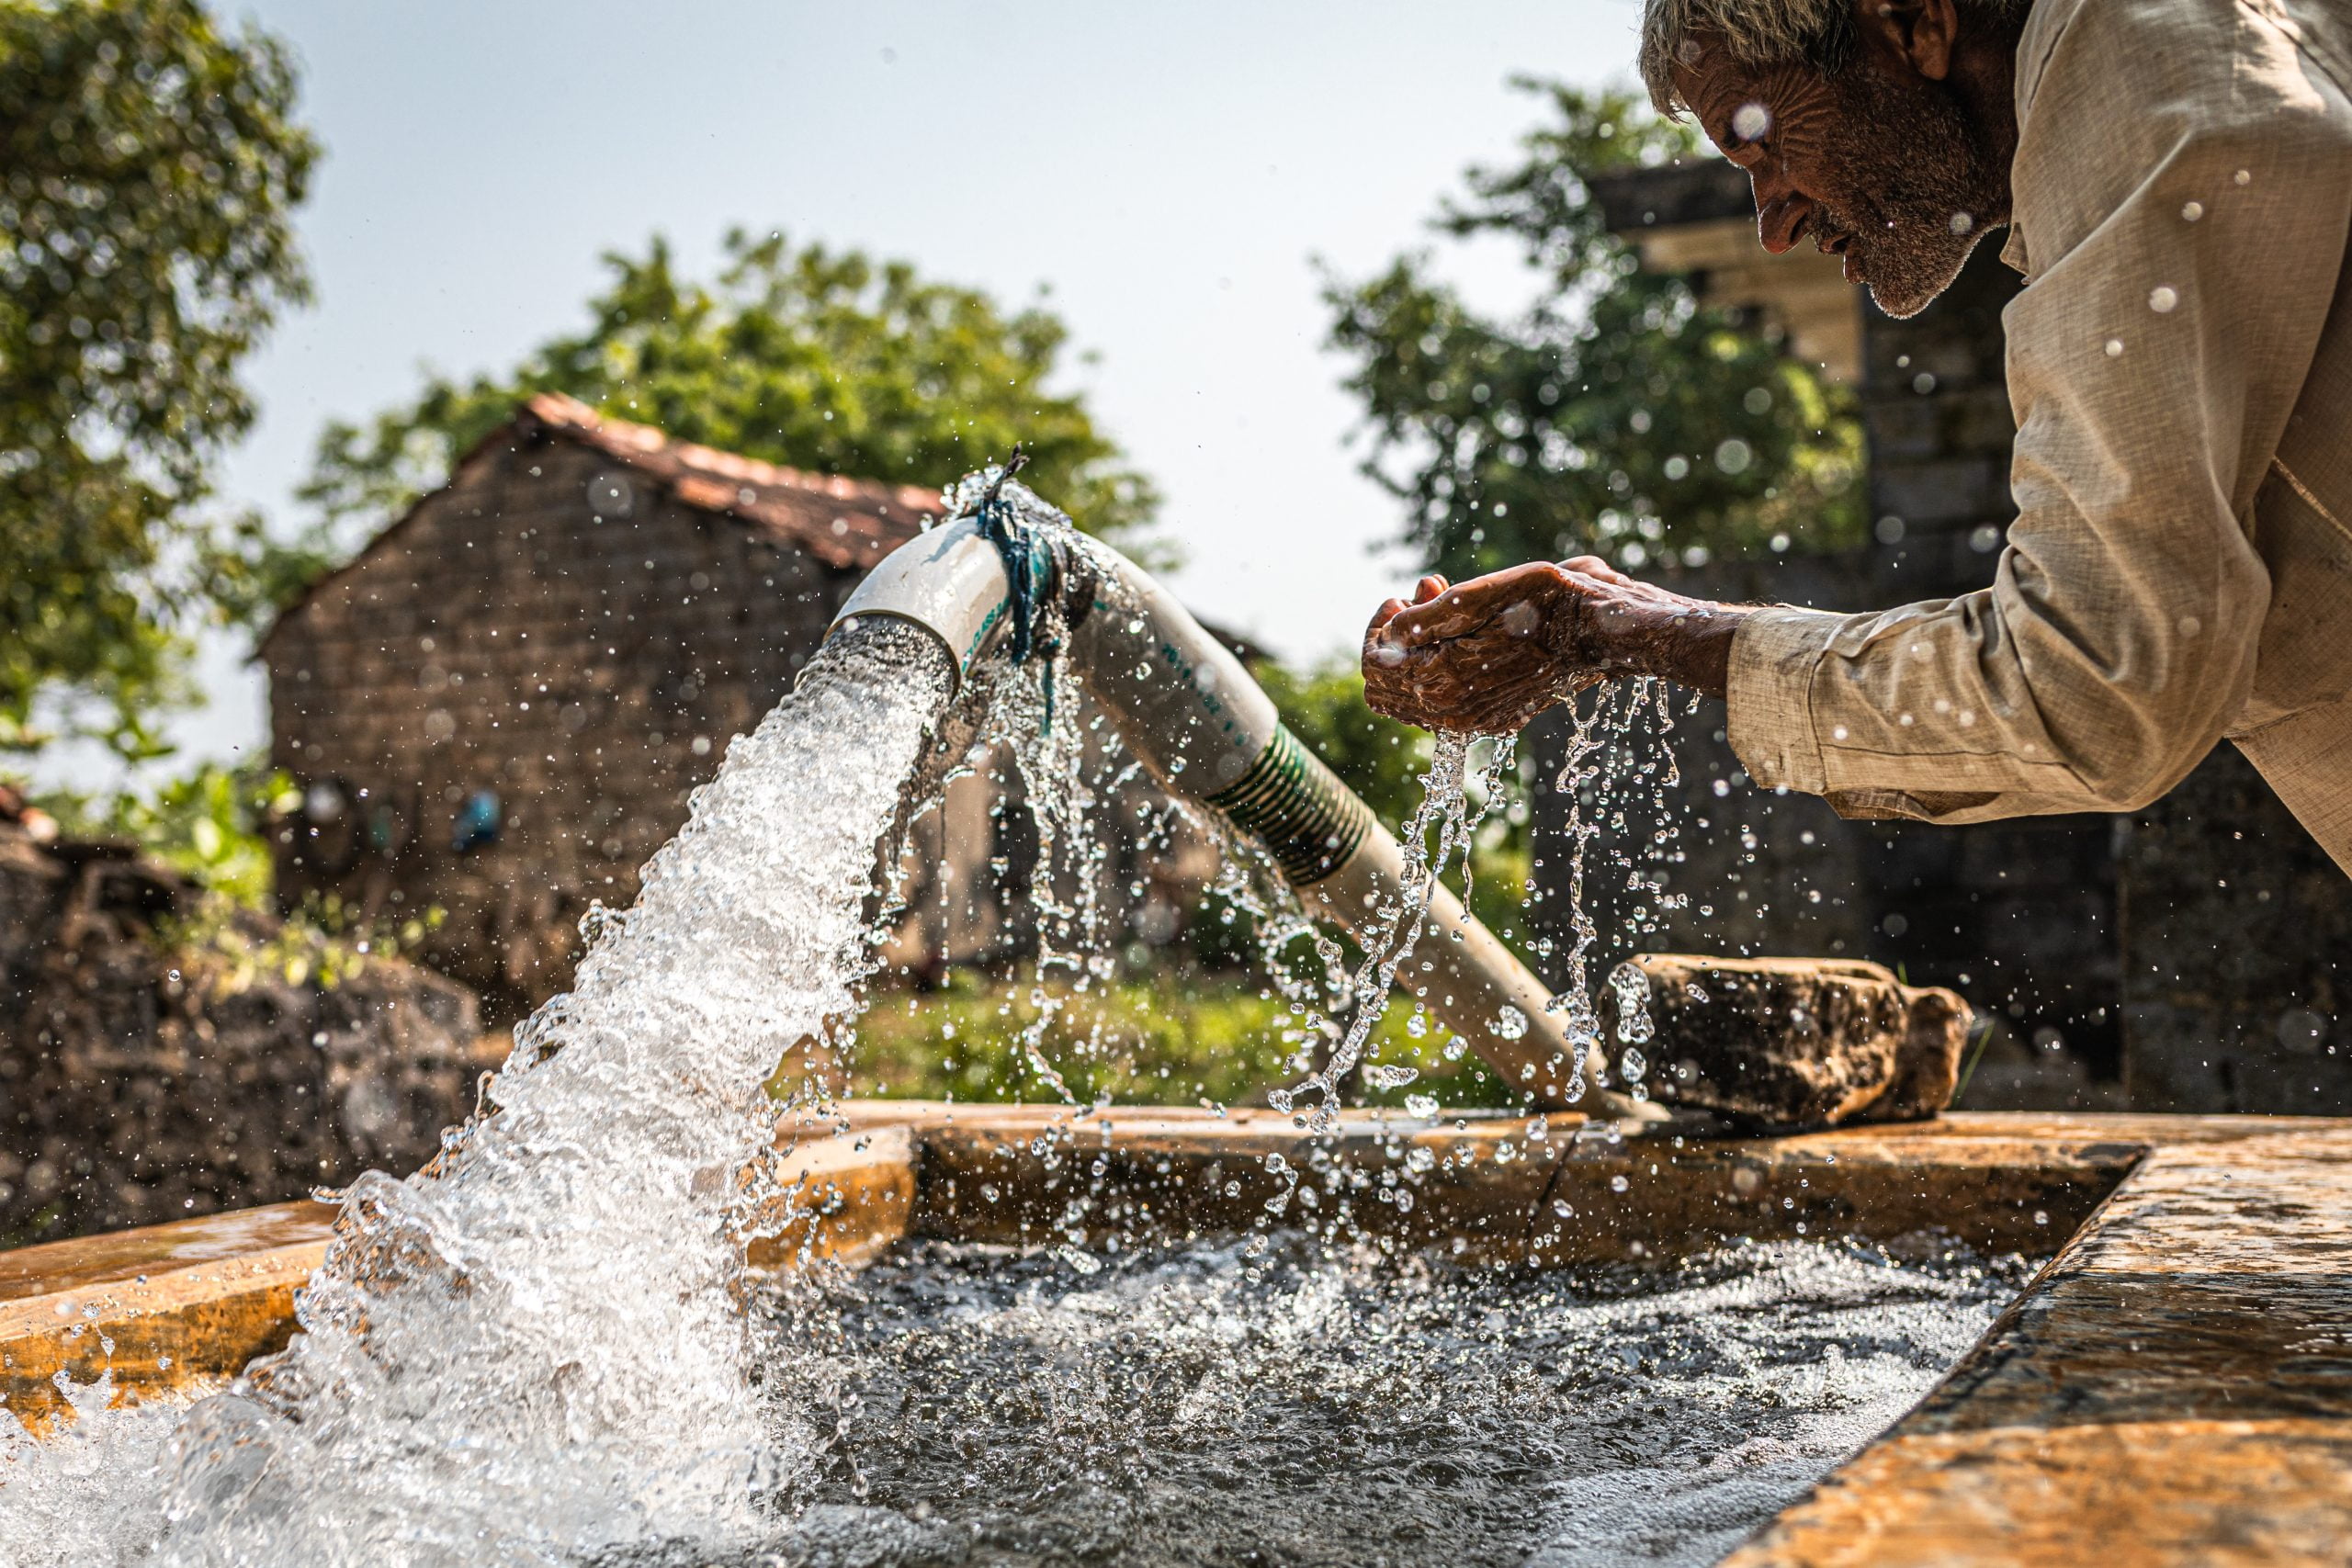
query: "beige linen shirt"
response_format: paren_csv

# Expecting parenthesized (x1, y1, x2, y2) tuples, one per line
(1728, 0, 2352, 874)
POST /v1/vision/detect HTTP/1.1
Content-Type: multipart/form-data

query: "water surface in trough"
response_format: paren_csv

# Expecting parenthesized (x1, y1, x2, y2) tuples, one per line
(715, 1233, 2030, 1568)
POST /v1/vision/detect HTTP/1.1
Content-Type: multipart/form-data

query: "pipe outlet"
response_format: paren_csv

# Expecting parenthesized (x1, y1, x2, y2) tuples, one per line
(830, 511, 1604, 1111)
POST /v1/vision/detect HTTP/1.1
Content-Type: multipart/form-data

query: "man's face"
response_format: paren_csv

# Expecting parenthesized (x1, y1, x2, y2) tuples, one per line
(1672, 35, 2006, 317)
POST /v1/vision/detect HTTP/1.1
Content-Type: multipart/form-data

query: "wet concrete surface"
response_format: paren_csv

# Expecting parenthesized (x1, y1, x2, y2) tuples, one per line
(1723, 1122, 2352, 1566)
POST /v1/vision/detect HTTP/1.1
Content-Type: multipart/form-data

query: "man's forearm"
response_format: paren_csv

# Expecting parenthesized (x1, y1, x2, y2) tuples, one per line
(1360, 561, 1752, 734)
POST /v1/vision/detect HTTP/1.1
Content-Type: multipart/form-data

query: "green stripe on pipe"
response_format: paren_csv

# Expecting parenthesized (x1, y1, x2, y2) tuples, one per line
(1204, 726, 1374, 886)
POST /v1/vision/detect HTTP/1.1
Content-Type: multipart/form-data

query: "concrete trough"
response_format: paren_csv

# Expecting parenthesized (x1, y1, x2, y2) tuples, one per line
(4, 1106, 2348, 1564)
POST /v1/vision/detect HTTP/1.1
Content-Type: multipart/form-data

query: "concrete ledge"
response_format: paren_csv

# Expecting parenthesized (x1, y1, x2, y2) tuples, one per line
(4, 1107, 2348, 1564)
(0, 1202, 334, 1437)
(1723, 1122, 2352, 1566)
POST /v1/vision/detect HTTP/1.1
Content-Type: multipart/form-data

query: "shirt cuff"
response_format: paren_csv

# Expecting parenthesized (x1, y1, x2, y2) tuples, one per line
(1726, 605, 1849, 795)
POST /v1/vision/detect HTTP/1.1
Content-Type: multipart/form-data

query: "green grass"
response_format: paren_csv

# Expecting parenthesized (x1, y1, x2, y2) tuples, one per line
(782, 969, 1514, 1112)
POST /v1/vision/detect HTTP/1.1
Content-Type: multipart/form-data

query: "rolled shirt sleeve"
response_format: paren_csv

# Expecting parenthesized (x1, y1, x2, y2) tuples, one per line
(1727, 0, 2352, 824)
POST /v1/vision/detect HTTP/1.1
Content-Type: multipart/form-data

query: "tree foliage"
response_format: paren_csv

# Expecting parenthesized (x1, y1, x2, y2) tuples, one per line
(35, 759, 290, 904)
(297, 231, 1166, 569)
(1326, 82, 1862, 582)
(0, 0, 316, 757)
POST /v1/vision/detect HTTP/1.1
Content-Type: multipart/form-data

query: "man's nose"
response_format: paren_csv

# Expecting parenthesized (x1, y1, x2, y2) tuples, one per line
(1754, 182, 1813, 255)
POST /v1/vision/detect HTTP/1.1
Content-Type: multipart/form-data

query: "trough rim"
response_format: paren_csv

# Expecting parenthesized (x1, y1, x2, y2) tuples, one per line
(3, 1104, 2347, 1567)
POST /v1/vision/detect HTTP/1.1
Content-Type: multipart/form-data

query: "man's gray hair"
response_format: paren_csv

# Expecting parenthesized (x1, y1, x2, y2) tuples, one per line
(1637, 0, 1860, 113)
(1638, 0, 2029, 115)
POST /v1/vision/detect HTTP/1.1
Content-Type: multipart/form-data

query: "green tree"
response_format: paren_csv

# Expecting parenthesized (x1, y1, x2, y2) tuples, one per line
(0, 0, 316, 759)
(296, 231, 1166, 569)
(1326, 82, 1862, 582)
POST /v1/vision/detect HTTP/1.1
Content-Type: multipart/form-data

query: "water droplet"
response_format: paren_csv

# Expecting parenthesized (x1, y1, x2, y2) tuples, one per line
(2182, 200, 2205, 221)
(2105, 339, 2125, 357)
(1404, 1093, 1440, 1118)
(2148, 285, 2179, 313)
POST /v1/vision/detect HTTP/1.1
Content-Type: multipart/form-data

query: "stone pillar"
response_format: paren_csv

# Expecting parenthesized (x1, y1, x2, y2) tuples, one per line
(2118, 746, 2351, 1111)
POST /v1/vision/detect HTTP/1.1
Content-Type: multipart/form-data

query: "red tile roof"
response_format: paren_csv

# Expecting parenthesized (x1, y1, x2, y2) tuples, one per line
(514, 392, 940, 571)
(257, 396, 946, 660)
(257, 395, 1271, 668)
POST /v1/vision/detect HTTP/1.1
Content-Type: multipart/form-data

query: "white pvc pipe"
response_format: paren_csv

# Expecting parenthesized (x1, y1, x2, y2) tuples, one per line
(832, 518, 1589, 1108)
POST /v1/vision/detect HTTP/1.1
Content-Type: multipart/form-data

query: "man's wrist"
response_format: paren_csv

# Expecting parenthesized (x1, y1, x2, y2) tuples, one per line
(1652, 604, 1746, 697)
(1575, 594, 1747, 698)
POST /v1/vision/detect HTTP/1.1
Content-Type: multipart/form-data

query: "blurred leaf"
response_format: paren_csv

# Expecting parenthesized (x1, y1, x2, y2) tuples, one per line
(31, 758, 287, 905)
(0, 0, 315, 758)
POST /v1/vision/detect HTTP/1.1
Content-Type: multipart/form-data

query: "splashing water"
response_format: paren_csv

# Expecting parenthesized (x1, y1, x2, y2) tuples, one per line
(756, 1233, 2030, 1568)
(13, 623, 957, 1568)
(0, 481, 1973, 1567)
(1268, 733, 1516, 1127)
(1522, 679, 1704, 1097)
(1256, 677, 1692, 1125)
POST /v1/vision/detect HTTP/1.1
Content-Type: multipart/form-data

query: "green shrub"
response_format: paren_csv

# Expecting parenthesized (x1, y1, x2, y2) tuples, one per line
(793, 970, 1511, 1112)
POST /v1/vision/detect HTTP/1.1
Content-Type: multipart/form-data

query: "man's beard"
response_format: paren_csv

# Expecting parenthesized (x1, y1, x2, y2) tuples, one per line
(1829, 70, 2007, 317)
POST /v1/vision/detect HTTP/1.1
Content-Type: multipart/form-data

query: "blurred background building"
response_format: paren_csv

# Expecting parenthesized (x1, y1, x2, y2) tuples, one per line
(264, 395, 1230, 1023)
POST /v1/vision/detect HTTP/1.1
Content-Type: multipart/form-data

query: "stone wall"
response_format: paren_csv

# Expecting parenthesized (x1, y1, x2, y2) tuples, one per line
(0, 812, 487, 1244)
(267, 433, 851, 1021)
(2117, 747, 2352, 1111)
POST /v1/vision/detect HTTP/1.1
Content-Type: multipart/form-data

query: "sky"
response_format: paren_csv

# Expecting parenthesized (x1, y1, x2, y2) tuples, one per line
(52, 0, 1649, 789)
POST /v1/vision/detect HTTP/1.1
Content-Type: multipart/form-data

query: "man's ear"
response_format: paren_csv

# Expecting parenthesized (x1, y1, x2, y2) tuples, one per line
(1855, 0, 1960, 79)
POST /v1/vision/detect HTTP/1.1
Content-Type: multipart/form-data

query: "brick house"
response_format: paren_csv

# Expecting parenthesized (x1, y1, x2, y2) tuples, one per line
(261, 395, 1218, 1023)
(1524, 162, 2349, 1113)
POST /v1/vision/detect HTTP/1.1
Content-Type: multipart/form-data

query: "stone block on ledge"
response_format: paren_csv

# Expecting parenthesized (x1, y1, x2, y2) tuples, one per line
(1601, 954, 1970, 1130)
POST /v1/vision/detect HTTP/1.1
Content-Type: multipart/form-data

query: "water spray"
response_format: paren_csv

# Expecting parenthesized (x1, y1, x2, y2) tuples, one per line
(830, 478, 1631, 1113)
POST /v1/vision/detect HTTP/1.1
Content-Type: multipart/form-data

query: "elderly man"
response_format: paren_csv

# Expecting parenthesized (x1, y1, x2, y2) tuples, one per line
(1363, 0, 2352, 875)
